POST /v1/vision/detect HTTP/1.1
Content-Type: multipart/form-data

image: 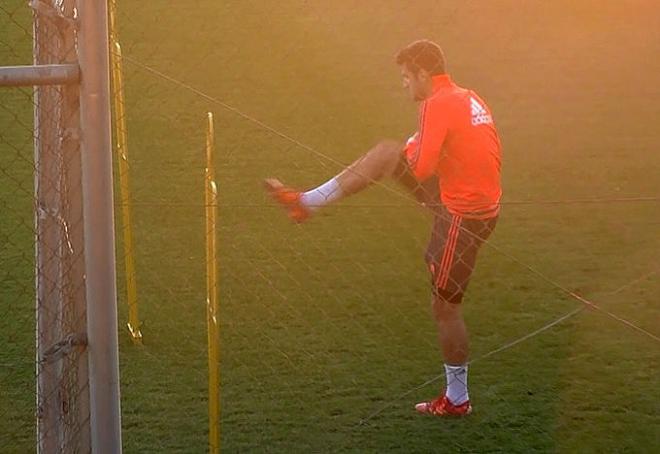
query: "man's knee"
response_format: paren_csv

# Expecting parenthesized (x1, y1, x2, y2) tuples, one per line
(376, 139, 402, 151)
(375, 139, 403, 158)
(370, 139, 403, 175)
(432, 294, 462, 322)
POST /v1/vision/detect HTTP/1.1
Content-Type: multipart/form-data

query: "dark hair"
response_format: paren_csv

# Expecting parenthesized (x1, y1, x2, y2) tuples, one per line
(395, 40, 446, 76)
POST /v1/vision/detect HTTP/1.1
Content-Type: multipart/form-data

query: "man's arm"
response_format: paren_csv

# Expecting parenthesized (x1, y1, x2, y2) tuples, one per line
(408, 100, 448, 181)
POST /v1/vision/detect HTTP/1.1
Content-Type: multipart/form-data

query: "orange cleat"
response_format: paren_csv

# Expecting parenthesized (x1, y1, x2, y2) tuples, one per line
(264, 178, 310, 223)
(415, 394, 472, 417)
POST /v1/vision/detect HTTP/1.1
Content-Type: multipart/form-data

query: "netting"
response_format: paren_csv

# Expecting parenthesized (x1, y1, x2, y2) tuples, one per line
(3, 0, 660, 452)
(1, 0, 89, 451)
(107, 1, 660, 452)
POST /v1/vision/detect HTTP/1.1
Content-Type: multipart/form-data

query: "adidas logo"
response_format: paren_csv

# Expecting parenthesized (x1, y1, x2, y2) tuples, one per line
(470, 96, 493, 126)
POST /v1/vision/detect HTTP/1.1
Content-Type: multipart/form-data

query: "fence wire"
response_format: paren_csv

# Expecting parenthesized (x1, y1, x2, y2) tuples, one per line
(108, 1, 659, 452)
(3, 1, 659, 452)
(2, 1, 89, 452)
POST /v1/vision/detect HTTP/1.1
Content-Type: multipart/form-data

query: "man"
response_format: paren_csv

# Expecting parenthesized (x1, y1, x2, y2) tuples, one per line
(265, 39, 502, 416)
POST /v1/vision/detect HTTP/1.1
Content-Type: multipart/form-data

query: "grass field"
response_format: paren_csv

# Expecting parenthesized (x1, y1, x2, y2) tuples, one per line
(2, 1, 659, 452)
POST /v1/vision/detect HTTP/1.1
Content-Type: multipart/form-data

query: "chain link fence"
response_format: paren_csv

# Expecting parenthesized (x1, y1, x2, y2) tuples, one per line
(2, 0, 89, 451)
(0, 3, 35, 448)
(2, 0, 659, 452)
(108, 1, 660, 452)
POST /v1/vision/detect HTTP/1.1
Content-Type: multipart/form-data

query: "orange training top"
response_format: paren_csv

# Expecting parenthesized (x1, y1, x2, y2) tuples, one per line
(405, 74, 502, 219)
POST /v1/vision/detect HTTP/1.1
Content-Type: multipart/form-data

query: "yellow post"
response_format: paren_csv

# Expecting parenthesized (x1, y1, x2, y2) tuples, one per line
(109, 6, 142, 344)
(108, 0, 118, 45)
(205, 112, 220, 453)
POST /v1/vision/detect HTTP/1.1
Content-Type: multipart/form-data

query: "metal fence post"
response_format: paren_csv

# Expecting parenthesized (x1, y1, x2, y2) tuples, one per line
(77, 0, 123, 452)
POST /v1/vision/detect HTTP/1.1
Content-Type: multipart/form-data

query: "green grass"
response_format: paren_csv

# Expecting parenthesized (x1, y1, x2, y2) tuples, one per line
(2, 0, 660, 452)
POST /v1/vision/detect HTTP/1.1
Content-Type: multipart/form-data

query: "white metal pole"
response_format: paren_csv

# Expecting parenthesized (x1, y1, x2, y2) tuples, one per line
(77, 0, 123, 452)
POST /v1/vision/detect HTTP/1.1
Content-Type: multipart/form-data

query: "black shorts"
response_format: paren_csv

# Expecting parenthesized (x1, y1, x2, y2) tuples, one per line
(425, 206, 498, 304)
(393, 150, 497, 302)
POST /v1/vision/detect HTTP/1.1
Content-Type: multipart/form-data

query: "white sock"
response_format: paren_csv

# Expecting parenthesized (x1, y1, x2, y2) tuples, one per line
(300, 177, 343, 211)
(444, 364, 469, 405)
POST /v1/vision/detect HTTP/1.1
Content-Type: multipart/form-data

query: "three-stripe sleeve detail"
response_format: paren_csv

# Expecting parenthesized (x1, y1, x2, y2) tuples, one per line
(435, 215, 462, 289)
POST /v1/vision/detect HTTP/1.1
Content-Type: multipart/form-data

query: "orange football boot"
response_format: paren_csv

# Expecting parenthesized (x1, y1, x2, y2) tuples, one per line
(415, 393, 472, 417)
(264, 178, 310, 223)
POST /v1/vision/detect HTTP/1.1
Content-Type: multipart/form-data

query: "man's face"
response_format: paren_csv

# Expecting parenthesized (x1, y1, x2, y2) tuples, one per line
(400, 64, 431, 102)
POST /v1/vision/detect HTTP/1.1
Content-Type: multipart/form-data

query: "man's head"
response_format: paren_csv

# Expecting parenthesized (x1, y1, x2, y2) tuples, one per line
(396, 40, 446, 101)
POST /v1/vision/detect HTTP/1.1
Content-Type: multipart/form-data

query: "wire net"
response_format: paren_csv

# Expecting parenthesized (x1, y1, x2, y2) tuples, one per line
(0, 4, 34, 447)
(4, 0, 658, 452)
(1, 0, 89, 452)
(106, 1, 660, 452)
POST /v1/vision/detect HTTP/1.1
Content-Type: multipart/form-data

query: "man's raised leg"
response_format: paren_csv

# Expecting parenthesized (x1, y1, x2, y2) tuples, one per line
(334, 139, 403, 196)
(264, 140, 403, 222)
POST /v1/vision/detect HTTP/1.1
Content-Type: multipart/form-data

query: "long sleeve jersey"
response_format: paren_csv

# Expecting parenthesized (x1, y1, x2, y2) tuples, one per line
(405, 74, 502, 219)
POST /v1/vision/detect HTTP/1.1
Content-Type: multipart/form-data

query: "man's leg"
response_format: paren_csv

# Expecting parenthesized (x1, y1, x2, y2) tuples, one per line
(415, 285, 473, 416)
(433, 296, 469, 365)
(265, 140, 404, 222)
(432, 295, 470, 406)
(318, 138, 438, 206)
(334, 139, 403, 197)
(416, 213, 498, 416)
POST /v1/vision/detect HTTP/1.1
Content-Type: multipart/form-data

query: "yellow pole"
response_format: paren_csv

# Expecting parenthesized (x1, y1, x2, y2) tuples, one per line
(109, 2, 142, 344)
(108, 0, 118, 45)
(205, 112, 220, 453)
